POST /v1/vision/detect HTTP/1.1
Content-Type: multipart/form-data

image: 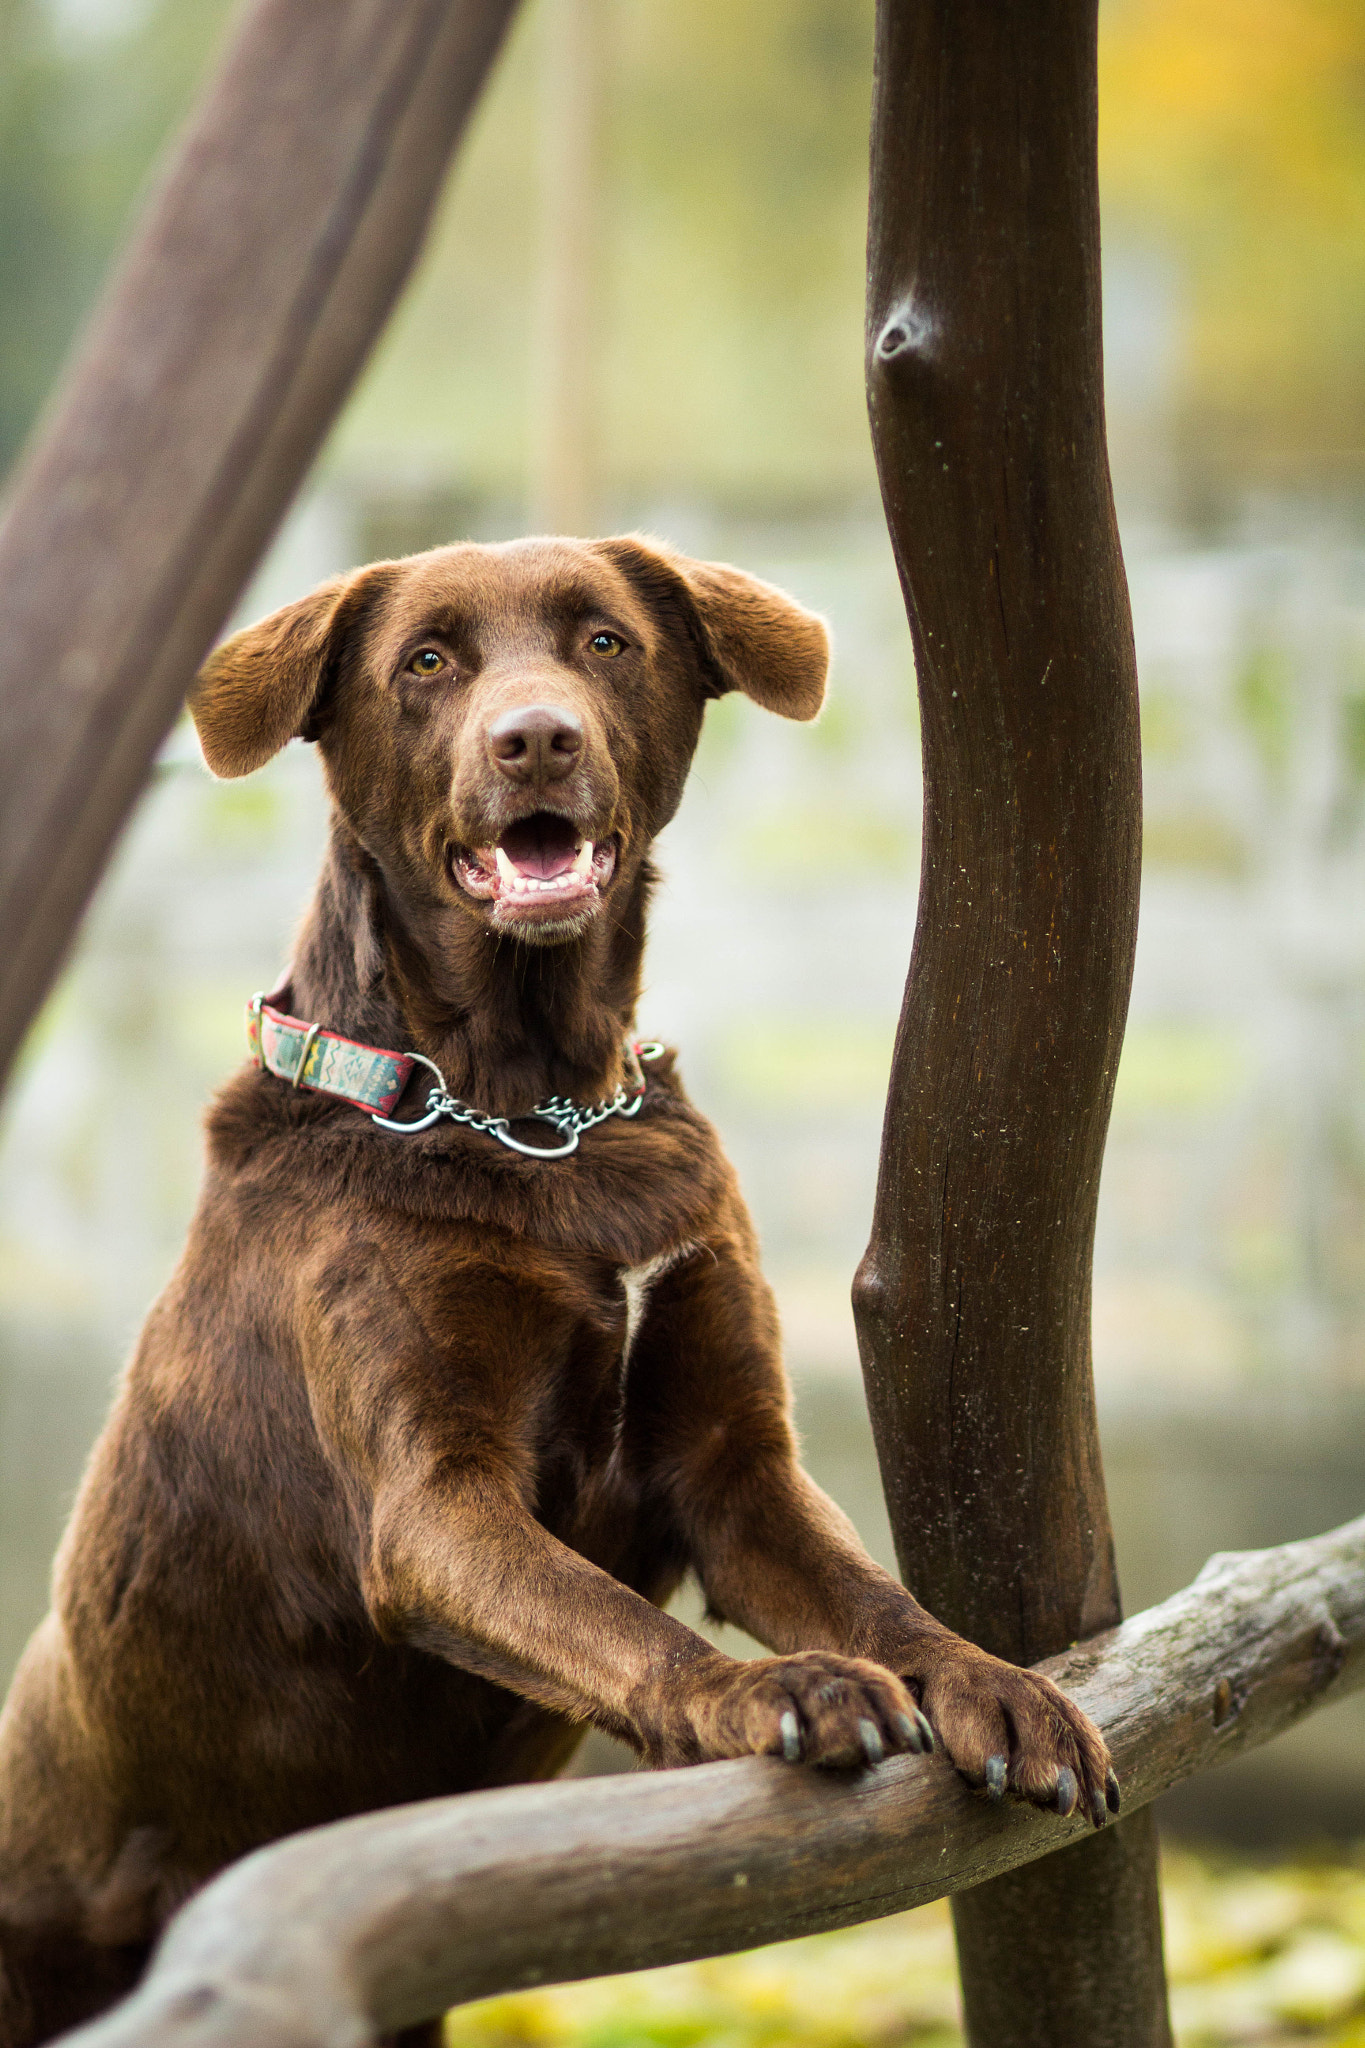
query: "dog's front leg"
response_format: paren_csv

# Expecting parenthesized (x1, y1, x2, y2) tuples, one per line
(362, 1468, 928, 1770)
(306, 1243, 928, 1771)
(633, 1225, 1118, 1824)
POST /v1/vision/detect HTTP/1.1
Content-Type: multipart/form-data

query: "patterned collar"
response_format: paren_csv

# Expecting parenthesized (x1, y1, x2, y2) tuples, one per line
(247, 991, 414, 1116)
(246, 987, 661, 1159)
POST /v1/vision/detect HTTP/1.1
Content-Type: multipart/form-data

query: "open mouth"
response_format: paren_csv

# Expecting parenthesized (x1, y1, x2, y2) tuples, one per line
(452, 813, 618, 921)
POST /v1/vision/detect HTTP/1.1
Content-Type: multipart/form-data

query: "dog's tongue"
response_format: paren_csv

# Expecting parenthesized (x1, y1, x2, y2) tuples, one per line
(499, 813, 581, 880)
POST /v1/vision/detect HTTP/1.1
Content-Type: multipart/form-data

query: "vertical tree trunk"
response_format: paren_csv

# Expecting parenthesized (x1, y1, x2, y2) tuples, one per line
(855, 4, 1171, 2043)
(530, 0, 606, 533)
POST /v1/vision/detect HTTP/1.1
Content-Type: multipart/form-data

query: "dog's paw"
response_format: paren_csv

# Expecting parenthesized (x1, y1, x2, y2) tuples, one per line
(682, 1651, 936, 1770)
(900, 1640, 1117, 1827)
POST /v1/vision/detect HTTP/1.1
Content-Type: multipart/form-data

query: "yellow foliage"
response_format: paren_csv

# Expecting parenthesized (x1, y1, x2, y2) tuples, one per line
(442, 1850, 1365, 2048)
(1099, 0, 1365, 459)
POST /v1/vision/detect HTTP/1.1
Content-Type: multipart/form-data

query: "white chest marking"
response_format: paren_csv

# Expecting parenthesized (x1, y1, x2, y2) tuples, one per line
(620, 1242, 698, 1365)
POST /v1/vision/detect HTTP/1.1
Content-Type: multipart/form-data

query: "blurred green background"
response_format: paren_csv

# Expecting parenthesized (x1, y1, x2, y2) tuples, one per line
(6, 1, 1365, 2039)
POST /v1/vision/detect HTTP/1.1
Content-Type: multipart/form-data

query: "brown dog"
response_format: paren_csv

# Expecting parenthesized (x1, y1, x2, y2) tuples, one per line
(0, 536, 1116, 2046)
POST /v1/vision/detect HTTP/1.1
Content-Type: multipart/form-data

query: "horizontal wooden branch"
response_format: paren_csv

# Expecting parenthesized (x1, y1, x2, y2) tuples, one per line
(57, 1515, 1365, 2048)
(0, 0, 518, 1094)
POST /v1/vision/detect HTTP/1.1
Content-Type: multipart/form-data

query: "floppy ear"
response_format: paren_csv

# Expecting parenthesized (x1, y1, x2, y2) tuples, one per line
(189, 568, 377, 778)
(597, 536, 830, 721)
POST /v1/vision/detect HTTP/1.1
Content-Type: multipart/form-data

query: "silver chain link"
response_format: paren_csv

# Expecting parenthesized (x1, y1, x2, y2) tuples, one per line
(371, 1043, 665, 1157)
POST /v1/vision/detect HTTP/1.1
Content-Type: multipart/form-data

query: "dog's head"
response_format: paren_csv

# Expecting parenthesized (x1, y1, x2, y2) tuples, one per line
(190, 535, 829, 947)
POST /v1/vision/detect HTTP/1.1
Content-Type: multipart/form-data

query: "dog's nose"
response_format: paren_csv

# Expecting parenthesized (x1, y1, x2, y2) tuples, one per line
(487, 704, 584, 787)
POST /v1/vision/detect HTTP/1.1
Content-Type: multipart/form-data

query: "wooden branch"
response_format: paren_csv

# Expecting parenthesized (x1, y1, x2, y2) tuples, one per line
(54, 1518, 1365, 2048)
(0, 0, 518, 1092)
(856, 2, 1166, 2038)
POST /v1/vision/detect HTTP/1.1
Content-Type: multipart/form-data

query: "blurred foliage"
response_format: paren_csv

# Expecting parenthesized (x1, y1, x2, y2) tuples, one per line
(1112, 1022, 1252, 1119)
(1143, 814, 1250, 877)
(0, 0, 84, 470)
(735, 802, 915, 881)
(1099, 0, 1365, 480)
(717, 1015, 895, 1109)
(1341, 685, 1365, 787)
(0, 0, 232, 474)
(1139, 683, 1196, 764)
(4, 0, 1362, 509)
(1234, 643, 1295, 782)
(440, 1848, 1365, 2048)
(194, 778, 283, 852)
(332, 0, 876, 508)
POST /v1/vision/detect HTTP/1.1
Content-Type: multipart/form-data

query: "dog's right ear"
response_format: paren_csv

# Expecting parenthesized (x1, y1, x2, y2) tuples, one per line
(595, 535, 829, 722)
(189, 568, 380, 779)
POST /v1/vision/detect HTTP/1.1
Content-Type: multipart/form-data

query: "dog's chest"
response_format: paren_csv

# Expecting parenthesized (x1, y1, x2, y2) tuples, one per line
(617, 1250, 671, 1365)
(532, 1242, 696, 1552)
(615, 1241, 696, 1368)
(550, 1240, 696, 1476)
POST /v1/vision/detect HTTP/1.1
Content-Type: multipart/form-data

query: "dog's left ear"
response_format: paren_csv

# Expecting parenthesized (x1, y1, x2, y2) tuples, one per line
(597, 536, 830, 721)
(189, 565, 388, 778)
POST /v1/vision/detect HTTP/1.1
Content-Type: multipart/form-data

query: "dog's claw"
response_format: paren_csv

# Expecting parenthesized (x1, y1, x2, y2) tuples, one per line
(779, 1709, 802, 1764)
(858, 1718, 883, 1766)
(1053, 1766, 1078, 1816)
(985, 1753, 1008, 1801)
(1105, 1767, 1121, 1814)
(895, 1711, 927, 1755)
(898, 1706, 936, 1754)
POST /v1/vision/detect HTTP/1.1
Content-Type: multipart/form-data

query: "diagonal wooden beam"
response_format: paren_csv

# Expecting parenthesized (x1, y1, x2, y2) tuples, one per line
(52, 1518, 1365, 2047)
(0, 0, 519, 1092)
(856, 2, 1169, 2039)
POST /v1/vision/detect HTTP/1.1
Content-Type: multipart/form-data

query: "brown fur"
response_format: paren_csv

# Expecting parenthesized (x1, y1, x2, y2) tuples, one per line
(0, 536, 1113, 2045)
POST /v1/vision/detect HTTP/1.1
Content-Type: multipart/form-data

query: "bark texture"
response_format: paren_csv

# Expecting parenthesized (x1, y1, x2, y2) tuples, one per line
(855, 2, 1169, 2040)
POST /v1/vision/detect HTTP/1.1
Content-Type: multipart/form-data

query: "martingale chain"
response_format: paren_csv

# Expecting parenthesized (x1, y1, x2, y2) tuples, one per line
(371, 1042, 665, 1158)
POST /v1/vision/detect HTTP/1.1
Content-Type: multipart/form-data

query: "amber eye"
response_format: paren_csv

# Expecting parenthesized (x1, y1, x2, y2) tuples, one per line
(589, 632, 624, 657)
(408, 648, 443, 676)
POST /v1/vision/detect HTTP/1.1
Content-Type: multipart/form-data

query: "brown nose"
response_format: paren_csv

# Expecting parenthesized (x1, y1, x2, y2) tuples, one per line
(487, 703, 584, 787)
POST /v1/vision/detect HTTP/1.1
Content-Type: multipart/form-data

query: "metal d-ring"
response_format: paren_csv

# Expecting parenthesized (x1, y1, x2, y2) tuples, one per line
(290, 1020, 322, 1089)
(370, 1054, 451, 1133)
(492, 1116, 581, 1159)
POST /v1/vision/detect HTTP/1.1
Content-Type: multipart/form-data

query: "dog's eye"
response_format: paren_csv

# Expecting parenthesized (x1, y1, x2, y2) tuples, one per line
(589, 632, 624, 658)
(408, 649, 444, 676)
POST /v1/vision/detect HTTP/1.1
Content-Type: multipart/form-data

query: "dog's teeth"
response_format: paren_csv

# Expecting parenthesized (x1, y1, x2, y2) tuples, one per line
(493, 844, 594, 900)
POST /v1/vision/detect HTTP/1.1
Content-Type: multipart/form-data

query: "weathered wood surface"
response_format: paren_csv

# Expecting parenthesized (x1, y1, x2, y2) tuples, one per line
(0, 0, 518, 1093)
(855, 0, 1166, 2037)
(56, 1518, 1365, 2048)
